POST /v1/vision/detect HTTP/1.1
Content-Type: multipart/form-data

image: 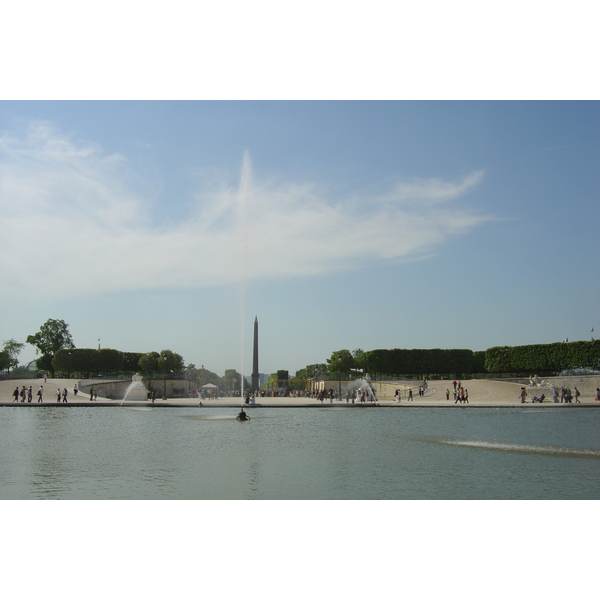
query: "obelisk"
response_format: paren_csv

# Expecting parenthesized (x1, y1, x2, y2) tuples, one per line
(251, 316, 259, 391)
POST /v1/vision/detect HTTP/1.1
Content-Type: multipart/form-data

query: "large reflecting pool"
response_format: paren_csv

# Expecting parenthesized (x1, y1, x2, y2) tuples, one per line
(1, 405, 598, 499)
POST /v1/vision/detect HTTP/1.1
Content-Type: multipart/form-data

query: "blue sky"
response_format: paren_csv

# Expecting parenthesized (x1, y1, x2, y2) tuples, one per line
(1, 101, 598, 376)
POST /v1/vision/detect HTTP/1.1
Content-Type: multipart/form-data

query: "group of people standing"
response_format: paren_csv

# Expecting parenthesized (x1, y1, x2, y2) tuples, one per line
(11, 383, 94, 403)
(394, 388, 413, 402)
(56, 387, 69, 402)
(12, 385, 34, 402)
(449, 380, 468, 403)
(522, 385, 585, 403)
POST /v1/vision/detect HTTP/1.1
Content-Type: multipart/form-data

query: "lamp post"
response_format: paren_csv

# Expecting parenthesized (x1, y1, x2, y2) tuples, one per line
(163, 370, 172, 401)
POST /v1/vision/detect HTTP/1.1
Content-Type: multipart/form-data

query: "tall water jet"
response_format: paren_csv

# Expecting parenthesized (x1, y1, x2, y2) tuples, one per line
(122, 373, 148, 402)
(238, 150, 252, 400)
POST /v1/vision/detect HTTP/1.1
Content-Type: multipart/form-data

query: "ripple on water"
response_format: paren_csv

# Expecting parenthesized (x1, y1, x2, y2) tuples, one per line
(435, 438, 600, 459)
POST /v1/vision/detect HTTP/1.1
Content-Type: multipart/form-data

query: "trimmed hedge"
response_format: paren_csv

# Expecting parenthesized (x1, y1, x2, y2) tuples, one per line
(363, 348, 480, 377)
(358, 341, 600, 377)
(484, 340, 600, 373)
(53, 347, 126, 376)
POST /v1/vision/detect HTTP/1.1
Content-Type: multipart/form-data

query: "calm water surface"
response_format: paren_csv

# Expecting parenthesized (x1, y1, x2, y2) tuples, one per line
(1, 405, 599, 499)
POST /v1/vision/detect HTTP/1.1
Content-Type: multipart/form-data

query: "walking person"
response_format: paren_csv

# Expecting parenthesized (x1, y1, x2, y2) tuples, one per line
(12, 387, 19, 402)
(62, 388, 68, 402)
(446, 389, 450, 401)
(56, 388, 61, 402)
(595, 388, 600, 402)
(20, 386, 27, 402)
(89, 387, 94, 401)
(27, 386, 33, 402)
(520, 387, 528, 403)
(37, 386, 43, 402)
(574, 387, 581, 403)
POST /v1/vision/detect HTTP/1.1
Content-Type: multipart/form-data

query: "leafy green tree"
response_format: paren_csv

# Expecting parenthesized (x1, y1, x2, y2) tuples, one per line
(2, 339, 24, 373)
(157, 349, 184, 374)
(326, 349, 355, 376)
(139, 352, 160, 373)
(36, 353, 54, 374)
(26, 319, 74, 356)
(288, 376, 307, 391)
(184, 363, 197, 380)
(265, 373, 278, 389)
(26, 319, 75, 376)
(352, 348, 366, 374)
(0, 350, 10, 372)
(222, 369, 242, 392)
(123, 352, 145, 373)
(296, 364, 326, 380)
(52, 349, 75, 375)
(276, 370, 289, 386)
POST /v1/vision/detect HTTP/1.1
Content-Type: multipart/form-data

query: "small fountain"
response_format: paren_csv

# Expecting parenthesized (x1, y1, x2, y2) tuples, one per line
(347, 374, 378, 403)
(122, 374, 148, 402)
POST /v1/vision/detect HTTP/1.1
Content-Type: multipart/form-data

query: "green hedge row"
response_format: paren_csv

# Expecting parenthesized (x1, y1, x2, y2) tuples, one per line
(484, 340, 600, 373)
(52, 348, 144, 376)
(359, 341, 600, 377)
(363, 348, 485, 377)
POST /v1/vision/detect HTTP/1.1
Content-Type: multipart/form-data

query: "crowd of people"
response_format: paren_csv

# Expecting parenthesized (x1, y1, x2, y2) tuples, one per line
(11, 383, 94, 403)
(7, 379, 600, 405)
(447, 380, 469, 403)
(240, 387, 378, 404)
(521, 385, 587, 403)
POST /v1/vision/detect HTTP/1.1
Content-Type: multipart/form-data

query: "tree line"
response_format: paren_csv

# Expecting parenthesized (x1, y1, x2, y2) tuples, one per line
(6, 318, 600, 386)
(484, 340, 600, 374)
(325, 348, 484, 379)
(324, 341, 600, 379)
(52, 348, 185, 378)
(3, 319, 246, 392)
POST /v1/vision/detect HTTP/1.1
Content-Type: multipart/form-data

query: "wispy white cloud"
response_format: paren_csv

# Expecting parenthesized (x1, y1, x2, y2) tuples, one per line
(0, 123, 491, 301)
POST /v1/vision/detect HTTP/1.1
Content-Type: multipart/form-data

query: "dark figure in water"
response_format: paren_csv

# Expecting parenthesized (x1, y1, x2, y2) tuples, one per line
(237, 409, 249, 421)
